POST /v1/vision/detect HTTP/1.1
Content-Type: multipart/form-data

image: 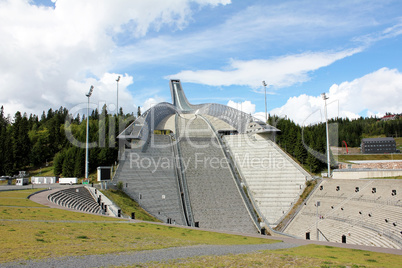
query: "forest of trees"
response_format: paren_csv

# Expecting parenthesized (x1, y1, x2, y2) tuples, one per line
(270, 115, 401, 173)
(0, 105, 136, 177)
(0, 104, 400, 177)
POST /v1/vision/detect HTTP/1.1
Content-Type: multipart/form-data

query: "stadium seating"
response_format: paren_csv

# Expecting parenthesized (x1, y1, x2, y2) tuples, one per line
(284, 179, 402, 249)
(177, 115, 258, 233)
(48, 187, 102, 214)
(224, 134, 311, 227)
(114, 134, 187, 225)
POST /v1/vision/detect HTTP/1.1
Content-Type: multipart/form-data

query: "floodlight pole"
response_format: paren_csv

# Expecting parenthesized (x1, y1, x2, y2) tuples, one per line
(116, 76, 120, 115)
(322, 93, 331, 177)
(316, 201, 320, 240)
(262, 81, 268, 123)
(85, 85, 94, 180)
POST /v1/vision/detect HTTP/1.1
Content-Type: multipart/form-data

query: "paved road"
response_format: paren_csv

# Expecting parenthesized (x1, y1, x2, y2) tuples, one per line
(1, 243, 300, 268)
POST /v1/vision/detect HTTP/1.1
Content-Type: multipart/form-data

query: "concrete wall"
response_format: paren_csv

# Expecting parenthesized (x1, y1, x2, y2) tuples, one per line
(332, 169, 402, 179)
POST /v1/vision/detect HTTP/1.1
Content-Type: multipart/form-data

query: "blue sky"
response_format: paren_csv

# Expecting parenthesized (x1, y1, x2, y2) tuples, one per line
(0, 0, 401, 124)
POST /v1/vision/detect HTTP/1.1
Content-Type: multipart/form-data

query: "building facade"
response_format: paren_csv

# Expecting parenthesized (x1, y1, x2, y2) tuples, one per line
(361, 137, 397, 154)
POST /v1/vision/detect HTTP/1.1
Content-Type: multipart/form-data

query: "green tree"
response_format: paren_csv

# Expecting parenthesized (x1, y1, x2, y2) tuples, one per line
(294, 132, 307, 164)
(12, 112, 31, 170)
(62, 147, 76, 177)
(73, 148, 85, 177)
(53, 150, 65, 176)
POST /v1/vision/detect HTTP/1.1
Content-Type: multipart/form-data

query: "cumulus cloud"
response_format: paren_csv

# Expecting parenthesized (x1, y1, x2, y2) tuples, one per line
(65, 73, 136, 116)
(227, 100, 255, 114)
(166, 49, 362, 89)
(270, 68, 402, 125)
(141, 97, 166, 113)
(0, 0, 230, 116)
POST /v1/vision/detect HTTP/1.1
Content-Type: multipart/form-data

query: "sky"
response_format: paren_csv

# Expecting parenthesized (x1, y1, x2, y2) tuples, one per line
(0, 0, 401, 125)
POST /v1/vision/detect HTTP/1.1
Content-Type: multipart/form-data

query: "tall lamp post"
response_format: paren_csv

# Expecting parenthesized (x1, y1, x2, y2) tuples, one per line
(262, 81, 268, 123)
(116, 76, 120, 115)
(85, 85, 94, 180)
(321, 93, 331, 177)
(316, 201, 320, 240)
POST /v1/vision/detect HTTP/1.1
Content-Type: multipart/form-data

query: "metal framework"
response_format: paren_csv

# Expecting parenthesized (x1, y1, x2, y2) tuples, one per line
(118, 79, 277, 149)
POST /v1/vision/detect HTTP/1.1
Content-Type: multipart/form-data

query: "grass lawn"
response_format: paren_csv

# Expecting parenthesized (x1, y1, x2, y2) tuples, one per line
(101, 188, 160, 222)
(2, 189, 401, 267)
(395, 137, 402, 151)
(27, 162, 99, 184)
(137, 244, 402, 268)
(28, 163, 55, 177)
(0, 189, 276, 263)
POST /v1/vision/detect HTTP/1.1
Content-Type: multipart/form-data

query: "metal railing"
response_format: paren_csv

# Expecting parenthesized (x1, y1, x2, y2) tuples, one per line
(174, 113, 194, 227)
(317, 228, 330, 242)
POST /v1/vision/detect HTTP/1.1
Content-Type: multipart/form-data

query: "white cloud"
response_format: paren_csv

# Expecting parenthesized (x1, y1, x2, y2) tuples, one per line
(270, 68, 402, 125)
(252, 112, 268, 122)
(353, 21, 402, 46)
(141, 97, 166, 113)
(64, 73, 136, 115)
(227, 100, 255, 114)
(118, 1, 395, 65)
(0, 0, 230, 116)
(166, 49, 362, 88)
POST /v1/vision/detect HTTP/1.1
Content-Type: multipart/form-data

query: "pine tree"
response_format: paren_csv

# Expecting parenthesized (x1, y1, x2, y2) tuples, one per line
(53, 150, 66, 176)
(12, 112, 31, 171)
(62, 147, 76, 177)
(306, 142, 320, 173)
(73, 148, 85, 177)
(294, 132, 307, 164)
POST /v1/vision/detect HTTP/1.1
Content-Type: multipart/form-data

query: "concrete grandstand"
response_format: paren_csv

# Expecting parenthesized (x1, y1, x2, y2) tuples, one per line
(115, 79, 311, 234)
(283, 178, 402, 249)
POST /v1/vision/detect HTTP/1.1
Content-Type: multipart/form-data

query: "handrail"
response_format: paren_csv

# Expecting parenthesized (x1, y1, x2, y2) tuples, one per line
(174, 114, 194, 226)
(86, 186, 123, 218)
(317, 228, 330, 242)
(313, 194, 402, 207)
(169, 132, 191, 226)
(199, 115, 261, 233)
